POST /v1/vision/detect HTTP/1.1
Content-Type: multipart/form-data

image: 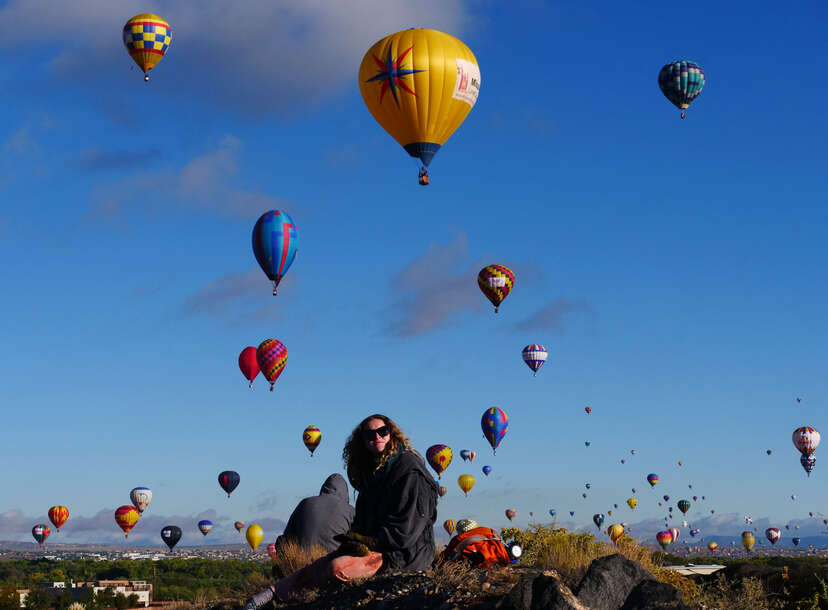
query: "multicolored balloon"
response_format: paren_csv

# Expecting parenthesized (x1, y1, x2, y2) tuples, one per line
(658, 60, 705, 119)
(585, 406, 592, 415)
(234, 521, 245, 533)
(656, 531, 673, 550)
(238, 347, 260, 388)
(505, 509, 517, 521)
(115, 505, 140, 538)
(481, 407, 508, 454)
(303, 426, 322, 456)
(765, 527, 781, 545)
(161, 525, 181, 551)
(690, 528, 700, 538)
(677, 500, 690, 514)
(358, 29, 481, 183)
(198, 520, 213, 536)
(218, 471, 240, 497)
(456, 519, 478, 534)
(123, 14, 172, 82)
(647, 474, 659, 487)
(521, 344, 548, 376)
(477, 265, 514, 313)
(252, 210, 298, 295)
(793, 427, 820, 476)
(482, 465, 492, 477)
(438, 486, 447, 498)
(32, 524, 50, 546)
(458, 474, 475, 496)
(246, 524, 263, 550)
(130, 487, 152, 513)
(426, 444, 453, 479)
(48, 506, 69, 532)
(707, 541, 718, 552)
(256, 339, 288, 391)
(669, 528, 680, 543)
(443, 519, 456, 535)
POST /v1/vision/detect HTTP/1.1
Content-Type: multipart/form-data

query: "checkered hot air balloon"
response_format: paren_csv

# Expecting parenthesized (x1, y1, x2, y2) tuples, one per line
(521, 344, 547, 377)
(256, 339, 288, 391)
(123, 14, 172, 82)
(477, 265, 514, 313)
(303, 426, 322, 456)
(481, 407, 508, 455)
(426, 444, 453, 479)
(658, 60, 705, 119)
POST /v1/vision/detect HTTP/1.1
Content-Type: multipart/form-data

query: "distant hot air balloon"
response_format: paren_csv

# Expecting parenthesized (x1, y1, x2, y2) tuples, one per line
(793, 537, 801, 546)
(793, 426, 820, 476)
(669, 528, 680, 543)
(426, 444, 453, 479)
(585, 483, 592, 490)
(647, 474, 659, 487)
(238, 347, 260, 388)
(246, 524, 263, 550)
(303, 426, 322, 456)
(123, 14, 172, 82)
(549, 509, 557, 517)
(656, 531, 673, 550)
(521, 344, 548, 376)
(443, 520, 456, 535)
(267, 542, 277, 561)
(218, 471, 240, 497)
(593, 514, 605, 528)
(607, 510, 613, 517)
(198, 520, 213, 536)
(693, 496, 698, 502)
(569, 511, 575, 517)
(161, 525, 181, 551)
(32, 524, 50, 546)
(707, 541, 718, 552)
(663, 495, 670, 502)
(678, 461, 683, 467)
(626, 498, 638, 510)
(585, 441, 591, 447)
(767, 449, 772, 455)
(677, 500, 690, 514)
(234, 521, 245, 533)
(505, 509, 517, 521)
(481, 407, 508, 454)
(765, 527, 781, 545)
(458, 474, 475, 496)
(130, 487, 152, 513)
(797, 396, 803, 403)
(742, 531, 755, 551)
(438, 486, 447, 498)
(607, 524, 624, 544)
(48, 506, 69, 532)
(115, 506, 140, 538)
(482, 465, 492, 477)
(252, 210, 298, 295)
(358, 28, 481, 184)
(658, 60, 705, 119)
(620, 459, 626, 464)
(585, 406, 592, 415)
(582, 493, 588, 499)
(256, 339, 288, 391)
(690, 529, 700, 538)
(477, 266, 514, 313)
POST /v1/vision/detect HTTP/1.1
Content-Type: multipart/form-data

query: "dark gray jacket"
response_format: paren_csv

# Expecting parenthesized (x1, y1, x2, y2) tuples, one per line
(278, 474, 355, 552)
(350, 450, 440, 571)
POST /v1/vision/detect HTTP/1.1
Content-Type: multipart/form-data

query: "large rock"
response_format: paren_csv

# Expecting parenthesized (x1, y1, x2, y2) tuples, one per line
(498, 569, 588, 610)
(574, 554, 652, 610)
(619, 579, 690, 610)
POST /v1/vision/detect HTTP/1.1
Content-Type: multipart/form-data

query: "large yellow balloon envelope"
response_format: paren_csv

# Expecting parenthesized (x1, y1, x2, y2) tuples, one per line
(607, 524, 625, 544)
(123, 14, 172, 81)
(358, 29, 481, 174)
(246, 523, 264, 550)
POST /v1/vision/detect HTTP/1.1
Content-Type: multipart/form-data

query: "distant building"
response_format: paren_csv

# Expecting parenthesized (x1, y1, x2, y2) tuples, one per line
(18, 580, 152, 607)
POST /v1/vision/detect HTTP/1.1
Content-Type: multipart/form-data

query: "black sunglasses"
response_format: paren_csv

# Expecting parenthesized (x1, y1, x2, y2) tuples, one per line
(362, 425, 390, 440)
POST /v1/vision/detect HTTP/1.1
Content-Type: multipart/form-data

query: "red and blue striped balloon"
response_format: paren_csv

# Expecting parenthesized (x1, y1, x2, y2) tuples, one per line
(252, 210, 298, 295)
(481, 407, 509, 455)
(521, 344, 547, 376)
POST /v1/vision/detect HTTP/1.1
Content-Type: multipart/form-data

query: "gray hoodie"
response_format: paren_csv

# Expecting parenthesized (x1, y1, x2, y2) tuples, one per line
(278, 474, 355, 552)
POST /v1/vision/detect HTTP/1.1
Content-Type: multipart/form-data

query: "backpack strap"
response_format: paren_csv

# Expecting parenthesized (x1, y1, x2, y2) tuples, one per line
(449, 533, 501, 560)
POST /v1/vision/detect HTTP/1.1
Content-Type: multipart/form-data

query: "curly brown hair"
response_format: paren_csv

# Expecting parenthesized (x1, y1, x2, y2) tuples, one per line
(343, 414, 413, 490)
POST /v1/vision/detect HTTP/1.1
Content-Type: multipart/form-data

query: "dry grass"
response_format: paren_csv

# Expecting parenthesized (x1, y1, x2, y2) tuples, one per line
(501, 523, 696, 600)
(691, 574, 781, 610)
(269, 539, 329, 580)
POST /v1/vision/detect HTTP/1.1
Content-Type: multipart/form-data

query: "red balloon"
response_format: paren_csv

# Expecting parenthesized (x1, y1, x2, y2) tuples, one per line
(238, 347, 260, 388)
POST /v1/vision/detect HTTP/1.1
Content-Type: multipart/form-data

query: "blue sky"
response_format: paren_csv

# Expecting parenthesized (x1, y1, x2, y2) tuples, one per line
(1, 0, 827, 548)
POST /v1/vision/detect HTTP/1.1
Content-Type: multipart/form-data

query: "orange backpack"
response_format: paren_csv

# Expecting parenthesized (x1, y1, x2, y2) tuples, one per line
(443, 526, 511, 568)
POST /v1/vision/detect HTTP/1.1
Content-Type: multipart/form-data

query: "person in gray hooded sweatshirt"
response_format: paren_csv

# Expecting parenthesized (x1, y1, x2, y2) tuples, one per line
(276, 473, 354, 553)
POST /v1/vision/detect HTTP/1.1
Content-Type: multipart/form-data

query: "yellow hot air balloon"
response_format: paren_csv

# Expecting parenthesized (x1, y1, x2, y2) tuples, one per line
(358, 28, 481, 185)
(246, 524, 263, 550)
(607, 524, 625, 544)
(626, 497, 638, 510)
(457, 474, 475, 497)
(123, 14, 172, 82)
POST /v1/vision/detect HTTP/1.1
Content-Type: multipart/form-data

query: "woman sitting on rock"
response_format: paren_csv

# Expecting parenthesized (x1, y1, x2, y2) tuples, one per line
(246, 414, 440, 606)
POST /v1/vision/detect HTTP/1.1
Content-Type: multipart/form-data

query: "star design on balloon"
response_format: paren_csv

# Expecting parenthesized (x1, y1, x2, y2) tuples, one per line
(365, 44, 425, 106)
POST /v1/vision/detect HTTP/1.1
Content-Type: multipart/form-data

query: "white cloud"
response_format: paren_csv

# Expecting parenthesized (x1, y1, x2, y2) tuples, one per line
(0, 0, 472, 115)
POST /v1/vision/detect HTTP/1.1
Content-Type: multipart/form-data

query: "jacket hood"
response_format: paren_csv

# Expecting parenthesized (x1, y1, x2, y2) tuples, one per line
(319, 473, 350, 502)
